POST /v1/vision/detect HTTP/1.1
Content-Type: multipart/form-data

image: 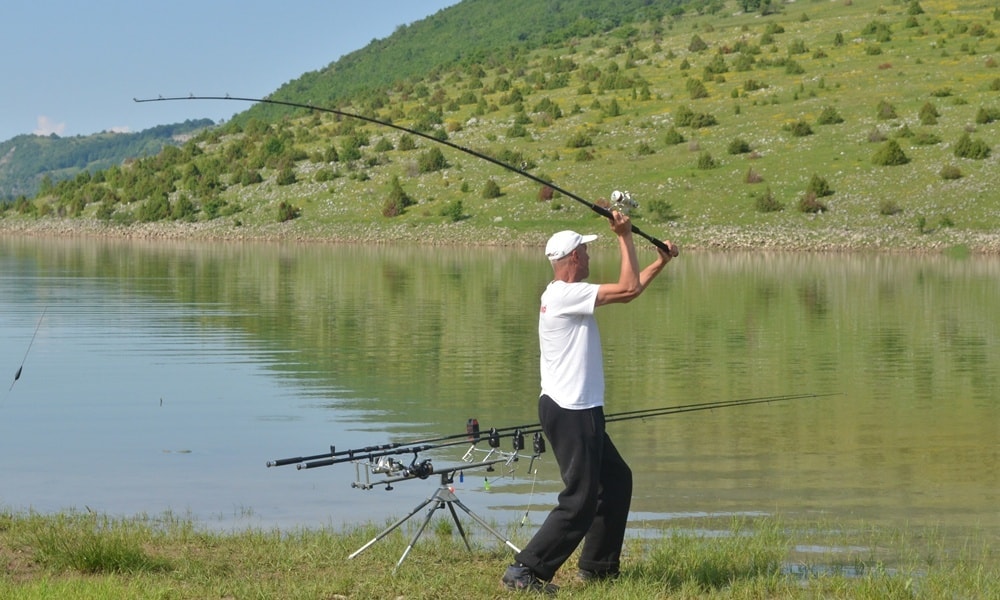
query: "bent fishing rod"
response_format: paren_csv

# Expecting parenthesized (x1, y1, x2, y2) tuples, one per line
(133, 95, 675, 255)
(267, 392, 835, 470)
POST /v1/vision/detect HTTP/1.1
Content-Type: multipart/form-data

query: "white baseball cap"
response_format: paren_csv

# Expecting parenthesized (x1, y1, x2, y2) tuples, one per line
(545, 230, 598, 260)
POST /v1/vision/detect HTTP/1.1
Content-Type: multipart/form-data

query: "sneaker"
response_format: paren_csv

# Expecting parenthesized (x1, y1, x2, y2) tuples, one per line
(577, 568, 620, 583)
(501, 563, 559, 594)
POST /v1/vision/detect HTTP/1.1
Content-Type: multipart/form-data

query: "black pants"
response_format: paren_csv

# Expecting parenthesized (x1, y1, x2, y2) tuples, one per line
(514, 395, 633, 581)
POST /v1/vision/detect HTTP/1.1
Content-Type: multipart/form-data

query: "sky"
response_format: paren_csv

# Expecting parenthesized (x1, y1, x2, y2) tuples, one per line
(0, 0, 461, 142)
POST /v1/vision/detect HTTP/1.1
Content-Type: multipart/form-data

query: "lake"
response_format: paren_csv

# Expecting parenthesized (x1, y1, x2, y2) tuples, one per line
(1, 235, 996, 554)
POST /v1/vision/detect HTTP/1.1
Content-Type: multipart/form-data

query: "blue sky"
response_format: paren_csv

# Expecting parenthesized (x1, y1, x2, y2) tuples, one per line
(1, 0, 461, 142)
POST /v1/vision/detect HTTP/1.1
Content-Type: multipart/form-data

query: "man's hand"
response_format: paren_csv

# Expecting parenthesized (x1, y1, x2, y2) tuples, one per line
(608, 210, 632, 237)
(659, 240, 679, 261)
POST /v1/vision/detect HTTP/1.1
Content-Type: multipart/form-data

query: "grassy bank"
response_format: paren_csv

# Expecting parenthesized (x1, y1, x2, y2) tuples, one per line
(1, 510, 996, 599)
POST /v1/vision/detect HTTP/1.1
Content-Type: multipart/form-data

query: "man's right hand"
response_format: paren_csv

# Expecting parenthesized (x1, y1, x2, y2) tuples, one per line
(608, 210, 633, 237)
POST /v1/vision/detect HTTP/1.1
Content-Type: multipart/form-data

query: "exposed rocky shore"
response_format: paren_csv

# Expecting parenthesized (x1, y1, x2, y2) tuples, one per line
(2, 216, 999, 254)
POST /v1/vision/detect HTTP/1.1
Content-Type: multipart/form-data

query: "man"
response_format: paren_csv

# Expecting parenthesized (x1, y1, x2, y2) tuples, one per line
(502, 210, 678, 593)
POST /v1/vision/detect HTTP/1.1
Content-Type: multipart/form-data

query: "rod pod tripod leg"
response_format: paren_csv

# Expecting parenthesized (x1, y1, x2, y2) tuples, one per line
(348, 472, 521, 571)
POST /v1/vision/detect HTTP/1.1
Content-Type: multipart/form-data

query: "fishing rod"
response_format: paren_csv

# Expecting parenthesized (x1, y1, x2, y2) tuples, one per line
(267, 392, 833, 471)
(9, 307, 46, 393)
(133, 95, 676, 255)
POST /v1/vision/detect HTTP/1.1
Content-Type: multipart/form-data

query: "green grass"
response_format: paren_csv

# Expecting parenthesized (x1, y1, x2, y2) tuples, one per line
(1, 510, 997, 599)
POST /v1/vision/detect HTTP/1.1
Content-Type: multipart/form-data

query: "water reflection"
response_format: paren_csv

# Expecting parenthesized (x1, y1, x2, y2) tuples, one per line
(0, 237, 997, 553)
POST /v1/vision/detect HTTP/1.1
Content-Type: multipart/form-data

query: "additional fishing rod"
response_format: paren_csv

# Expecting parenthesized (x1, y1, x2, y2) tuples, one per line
(132, 95, 676, 255)
(9, 307, 46, 393)
(267, 392, 833, 470)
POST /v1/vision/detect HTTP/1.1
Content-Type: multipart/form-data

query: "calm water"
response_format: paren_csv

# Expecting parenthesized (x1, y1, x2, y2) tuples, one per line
(1, 236, 997, 550)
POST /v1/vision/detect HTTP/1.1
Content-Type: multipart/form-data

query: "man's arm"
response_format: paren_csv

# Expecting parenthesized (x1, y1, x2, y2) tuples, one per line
(596, 212, 640, 306)
(597, 214, 675, 306)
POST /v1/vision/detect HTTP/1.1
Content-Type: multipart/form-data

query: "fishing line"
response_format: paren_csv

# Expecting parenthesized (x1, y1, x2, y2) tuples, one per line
(519, 466, 540, 527)
(133, 95, 675, 254)
(9, 306, 46, 393)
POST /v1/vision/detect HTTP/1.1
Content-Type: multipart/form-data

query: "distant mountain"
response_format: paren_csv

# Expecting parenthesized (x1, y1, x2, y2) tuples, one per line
(0, 119, 215, 200)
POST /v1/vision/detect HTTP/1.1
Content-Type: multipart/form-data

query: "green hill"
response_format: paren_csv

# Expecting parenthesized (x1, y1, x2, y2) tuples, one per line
(0, 119, 215, 200)
(3, 0, 999, 252)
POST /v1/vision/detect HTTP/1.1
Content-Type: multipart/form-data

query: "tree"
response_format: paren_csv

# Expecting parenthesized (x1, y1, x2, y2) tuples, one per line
(953, 133, 991, 159)
(806, 174, 833, 197)
(388, 176, 414, 208)
(817, 106, 844, 125)
(482, 179, 502, 198)
(689, 34, 708, 53)
(418, 147, 448, 172)
(872, 139, 909, 166)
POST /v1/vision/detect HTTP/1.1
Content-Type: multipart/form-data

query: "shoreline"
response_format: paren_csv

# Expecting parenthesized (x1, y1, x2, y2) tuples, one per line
(3, 215, 999, 254)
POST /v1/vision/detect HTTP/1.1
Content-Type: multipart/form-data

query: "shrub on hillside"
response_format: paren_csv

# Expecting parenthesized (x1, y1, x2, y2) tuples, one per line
(785, 119, 813, 137)
(664, 127, 685, 145)
(381, 197, 405, 217)
(797, 192, 828, 213)
(398, 134, 417, 151)
(919, 102, 940, 125)
(697, 151, 717, 169)
(975, 106, 1000, 124)
(728, 138, 752, 154)
(876, 99, 898, 120)
(566, 131, 593, 148)
(482, 179, 502, 198)
(879, 200, 903, 216)
(171, 195, 197, 222)
(816, 106, 844, 125)
(675, 106, 718, 128)
(686, 78, 709, 99)
(939, 165, 963, 180)
(689, 34, 708, 52)
(872, 139, 909, 165)
(440, 199, 464, 222)
(806, 174, 833, 197)
(752, 187, 783, 213)
(418, 147, 448, 172)
(277, 201, 301, 222)
(953, 132, 992, 159)
(275, 166, 297, 186)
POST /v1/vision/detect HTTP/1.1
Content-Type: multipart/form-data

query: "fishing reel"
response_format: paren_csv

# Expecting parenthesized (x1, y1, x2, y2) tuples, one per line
(405, 457, 434, 479)
(370, 455, 406, 475)
(610, 190, 638, 215)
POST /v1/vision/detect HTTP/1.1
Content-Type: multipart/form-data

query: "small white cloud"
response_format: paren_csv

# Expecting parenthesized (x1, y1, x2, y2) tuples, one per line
(109, 126, 131, 133)
(34, 116, 67, 136)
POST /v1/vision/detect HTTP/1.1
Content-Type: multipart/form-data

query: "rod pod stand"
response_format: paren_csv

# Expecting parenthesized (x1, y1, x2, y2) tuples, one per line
(348, 465, 521, 571)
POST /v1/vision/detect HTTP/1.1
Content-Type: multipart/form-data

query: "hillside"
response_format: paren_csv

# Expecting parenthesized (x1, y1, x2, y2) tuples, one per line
(236, 0, 685, 125)
(3, 0, 999, 252)
(0, 119, 215, 200)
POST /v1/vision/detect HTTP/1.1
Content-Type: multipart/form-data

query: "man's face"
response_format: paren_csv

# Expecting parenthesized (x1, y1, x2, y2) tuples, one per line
(571, 244, 590, 279)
